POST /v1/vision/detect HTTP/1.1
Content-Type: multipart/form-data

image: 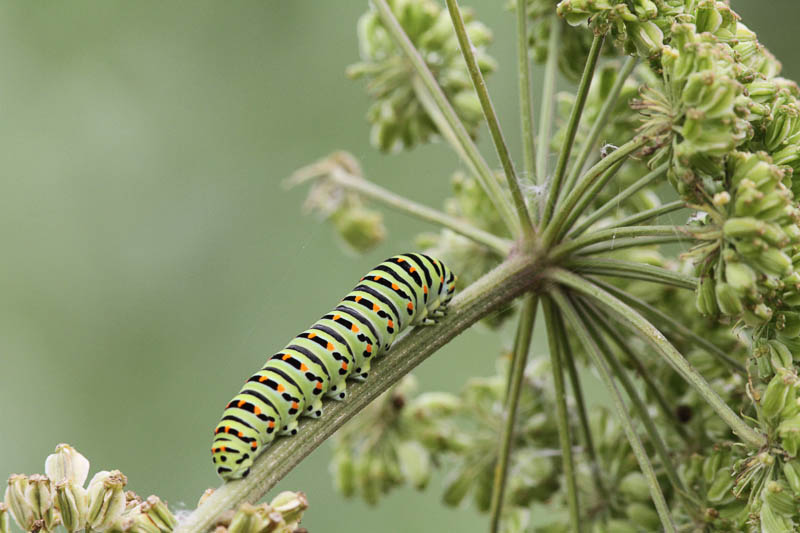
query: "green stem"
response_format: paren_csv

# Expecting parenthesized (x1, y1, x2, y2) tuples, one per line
(542, 136, 648, 247)
(566, 258, 697, 290)
(541, 33, 605, 226)
(605, 199, 686, 230)
(327, 168, 512, 255)
(516, 0, 536, 184)
(577, 299, 699, 508)
(548, 269, 766, 449)
(542, 296, 581, 532)
(573, 235, 693, 256)
(175, 254, 543, 533)
(551, 289, 678, 533)
(489, 294, 538, 533)
(536, 14, 560, 189)
(557, 157, 626, 240)
(371, 0, 520, 237)
(569, 162, 668, 238)
(561, 56, 638, 198)
(445, 0, 533, 239)
(550, 225, 706, 261)
(590, 279, 746, 375)
(585, 301, 693, 444)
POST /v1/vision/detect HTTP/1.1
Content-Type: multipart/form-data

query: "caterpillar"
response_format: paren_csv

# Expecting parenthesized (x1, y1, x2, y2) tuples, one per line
(212, 253, 457, 480)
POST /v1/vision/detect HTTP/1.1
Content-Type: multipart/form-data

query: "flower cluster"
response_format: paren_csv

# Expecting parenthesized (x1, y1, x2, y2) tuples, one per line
(348, 0, 496, 151)
(202, 491, 308, 533)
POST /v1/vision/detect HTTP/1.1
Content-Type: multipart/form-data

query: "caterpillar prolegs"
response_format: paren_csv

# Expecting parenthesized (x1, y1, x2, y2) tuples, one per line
(212, 253, 457, 481)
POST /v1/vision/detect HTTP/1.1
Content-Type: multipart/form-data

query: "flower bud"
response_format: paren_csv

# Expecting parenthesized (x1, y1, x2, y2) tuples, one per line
(715, 282, 743, 316)
(54, 482, 88, 533)
(87, 471, 127, 532)
(5, 475, 35, 531)
(695, 276, 718, 316)
(783, 460, 800, 495)
(227, 503, 271, 533)
(769, 340, 794, 370)
(45, 444, 90, 487)
(269, 491, 308, 528)
(141, 496, 176, 533)
(618, 472, 651, 503)
(779, 413, 800, 456)
(331, 206, 386, 254)
(763, 480, 797, 516)
(625, 502, 659, 531)
(706, 466, 735, 503)
(0, 503, 9, 533)
(761, 370, 796, 420)
(27, 475, 58, 532)
(761, 500, 794, 531)
(396, 441, 431, 490)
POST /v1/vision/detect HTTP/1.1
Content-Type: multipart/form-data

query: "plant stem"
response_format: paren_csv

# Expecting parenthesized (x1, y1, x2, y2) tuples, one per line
(542, 296, 581, 532)
(590, 279, 746, 375)
(561, 56, 638, 198)
(557, 157, 626, 239)
(445, 0, 533, 239)
(548, 269, 766, 449)
(566, 258, 697, 290)
(516, 0, 536, 184)
(551, 289, 678, 533)
(327, 168, 512, 255)
(543, 136, 648, 247)
(573, 235, 693, 256)
(550, 225, 706, 261)
(605, 199, 686, 230)
(536, 14, 560, 189)
(489, 294, 538, 533)
(569, 162, 668, 237)
(577, 299, 699, 508)
(174, 254, 543, 533)
(371, 0, 521, 237)
(541, 33, 605, 226)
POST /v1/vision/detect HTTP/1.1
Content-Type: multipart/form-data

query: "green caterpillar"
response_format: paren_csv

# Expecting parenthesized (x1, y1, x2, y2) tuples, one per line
(212, 253, 456, 480)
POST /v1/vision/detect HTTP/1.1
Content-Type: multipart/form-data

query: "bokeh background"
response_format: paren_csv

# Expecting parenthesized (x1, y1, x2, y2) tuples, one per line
(1, 2, 799, 531)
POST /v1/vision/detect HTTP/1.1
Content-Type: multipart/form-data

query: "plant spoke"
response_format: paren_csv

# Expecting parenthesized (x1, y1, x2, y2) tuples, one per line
(550, 225, 710, 260)
(566, 258, 697, 290)
(516, 0, 536, 184)
(489, 294, 538, 533)
(536, 14, 560, 190)
(605, 200, 686, 230)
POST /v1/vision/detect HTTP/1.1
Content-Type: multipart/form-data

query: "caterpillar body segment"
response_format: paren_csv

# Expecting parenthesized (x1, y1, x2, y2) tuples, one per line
(212, 253, 456, 481)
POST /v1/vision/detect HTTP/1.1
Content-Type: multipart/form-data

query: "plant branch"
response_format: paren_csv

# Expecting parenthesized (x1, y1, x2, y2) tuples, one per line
(325, 168, 512, 255)
(605, 200, 686, 230)
(556, 157, 626, 240)
(547, 269, 766, 449)
(551, 289, 678, 532)
(550, 225, 709, 261)
(590, 278, 746, 375)
(541, 33, 605, 226)
(175, 254, 543, 533)
(489, 294, 538, 533)
(541, 296, 580, 532)
(566, 258, 697, 290)
(516, 0, 536, 184)
(569, 162, 668, 237)
(371, 0, 521, 236)
(536, 14, 560, 189)
(445, 0, 533, 239)
(561, 56, 638, 198)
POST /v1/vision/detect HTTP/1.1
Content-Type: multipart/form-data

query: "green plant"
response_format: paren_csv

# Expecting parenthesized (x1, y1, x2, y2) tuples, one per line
(8, 0, 800, 531)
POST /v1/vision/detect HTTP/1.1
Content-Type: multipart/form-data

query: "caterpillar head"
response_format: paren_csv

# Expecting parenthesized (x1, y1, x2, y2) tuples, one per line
(212, 440, 255, 481)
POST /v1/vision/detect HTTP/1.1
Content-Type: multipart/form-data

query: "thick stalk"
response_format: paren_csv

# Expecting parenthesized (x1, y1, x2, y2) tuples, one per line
(541, 33, 605, 226)
(516, 0, 536, 183)
(550, 225, 707, 261)
(445, 0, 534, 239)
(551, 289, 678, 533)
(371, 0, 520, 236)
(327, 168, 512, 255)
(489, 294, 538, 533)
(548, 269, 766, 449)
(542, 136, 648, 247)
(590, 279, 746, 375)
(569, 162, 668, 237)
(566, 258, 697, 290)
(577, 299, 699, 508)
(605, 200, 686, 230)
(542, 296, 581, 532)
(175, 254, 543, 533)
(560, 56, 638, 197)
(536, 14, 560, 189)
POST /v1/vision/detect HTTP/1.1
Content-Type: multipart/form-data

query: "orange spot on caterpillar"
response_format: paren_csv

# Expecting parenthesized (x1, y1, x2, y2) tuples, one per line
(407, 302, 414, 310)
(409, 267, 416, 273)
(423, 286, 429, 294)
(237, 400, 245, 408)
(388, 320, 394, 328)
(341, 362, 348, 370)
(372, 304, 379, 311)
(373, 275, 382, 281)
(251, 441, 258, 449)
(315, 382, 323, 390)
(291, 401, 299, 409)
(351, 324, 359, 332)
(440, 276, 444, 283)
(366, 344, 373, 353)
(224, 426, 230, 433)
(268, 421, 276, 428)
(238, 431, 243, 437)
(277, 384, 285, 392)
(355, 295, 362, 302)
(300, 363, 308, 371)
(214, 428, 220, 434)
(397, 258, 405, 262)
(391, 283, 399, 290)
(308, 332, 316, 339)
(259, 376, 268, 383)
(333, 314, 341, 320)
(220, 446, 227, 452)
(282, 353, 291, 361)
(254, 406, 262, 415)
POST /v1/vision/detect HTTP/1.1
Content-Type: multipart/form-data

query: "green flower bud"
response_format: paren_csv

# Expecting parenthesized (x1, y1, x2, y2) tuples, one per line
(783, 460, 800, 495)
(625, 502, 659, 530)
(763, 480, 798, 516)
(45, 444, 90, 487)
(332, 449, 356, 498)
(706, 466, 734, 503)
(5, 475, 35, 531)
(761, 370, 796, 420)
(769, 340, 794, 370)
(618, 472, 651, 503)
(27, 475, 58, 532)
(753, 249, 793, 278)
(779, 311, 800, 338)
(760, 500, 795, 532)
(54, 482, 88, 533)
(396, 441, 431, 490)
(227, 503, 270, 533)
(269, 491, 308, 529)
(0, 503, 8, 533)
(715, 281, 744, 316)
(779, 413, 800, 457)
(628, 21, 663, 58)
(140, 496, 176, 533)
(725, 262, 757, 293)
(696, 276, 718, 316)
(442, 465, 472, 507)
(87, 471, 127, 532)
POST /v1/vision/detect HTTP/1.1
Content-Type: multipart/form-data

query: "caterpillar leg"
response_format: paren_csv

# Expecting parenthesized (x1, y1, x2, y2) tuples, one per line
(326, 381, 348, 401)
(303, 398, 324, 419)
(279, 420, 299, 436)
(352, 361, 371, 382)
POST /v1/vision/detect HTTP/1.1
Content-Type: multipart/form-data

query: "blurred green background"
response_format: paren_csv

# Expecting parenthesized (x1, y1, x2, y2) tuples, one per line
(1, 2, 799, 531)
